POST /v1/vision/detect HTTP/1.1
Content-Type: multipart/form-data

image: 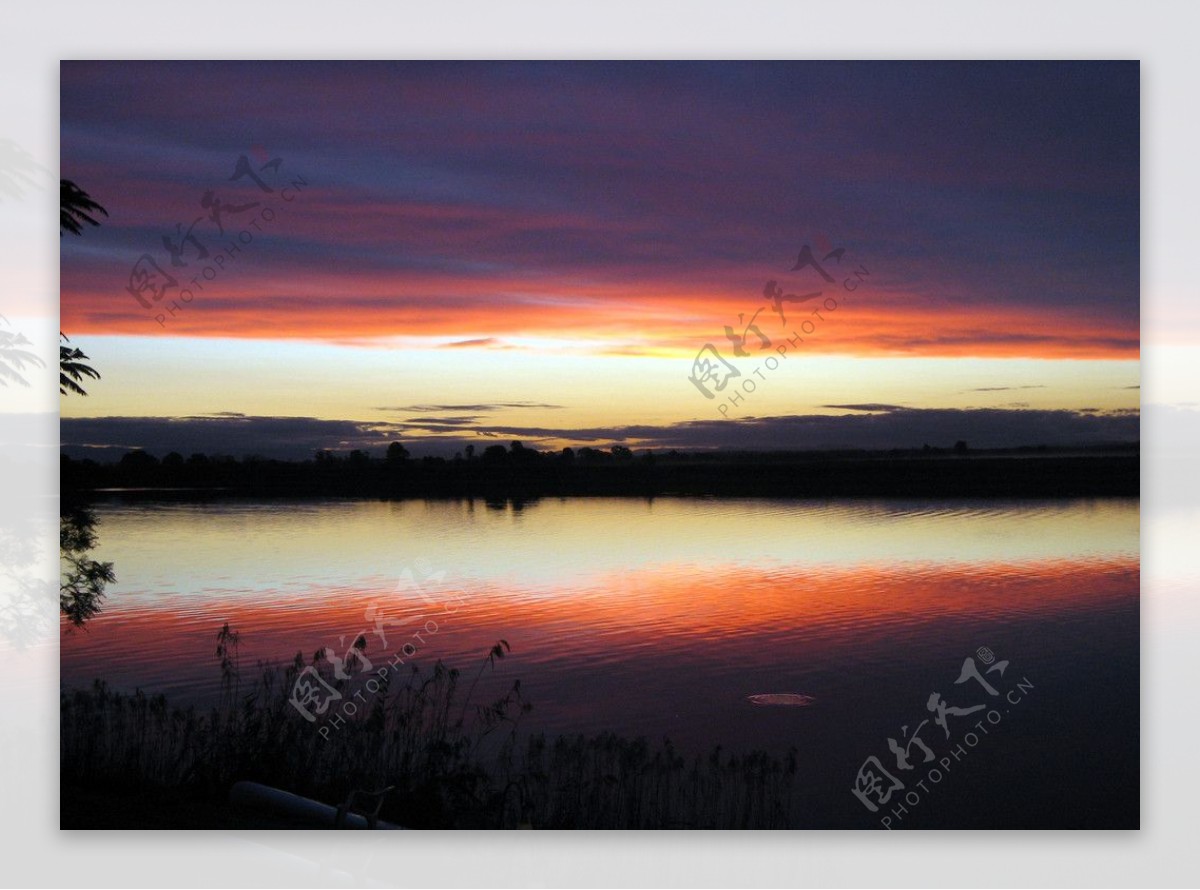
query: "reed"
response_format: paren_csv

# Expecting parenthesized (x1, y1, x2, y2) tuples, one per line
(60, 625, 799, 828)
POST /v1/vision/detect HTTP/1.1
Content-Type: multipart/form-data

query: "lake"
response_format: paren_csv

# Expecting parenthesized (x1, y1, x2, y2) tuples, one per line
(60, 496, 1139, 828)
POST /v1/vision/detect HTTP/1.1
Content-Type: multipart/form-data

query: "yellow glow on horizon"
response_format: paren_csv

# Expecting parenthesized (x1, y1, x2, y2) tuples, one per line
(59, 336, 1139, 445)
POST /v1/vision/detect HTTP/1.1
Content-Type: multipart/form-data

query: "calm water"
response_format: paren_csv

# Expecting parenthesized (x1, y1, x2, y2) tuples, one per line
(61, 497, 1139, 827)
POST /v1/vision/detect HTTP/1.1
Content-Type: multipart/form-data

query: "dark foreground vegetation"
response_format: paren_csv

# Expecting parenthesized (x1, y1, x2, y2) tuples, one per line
(61, 442, 1139, 500)
(61, 630, 799, 829)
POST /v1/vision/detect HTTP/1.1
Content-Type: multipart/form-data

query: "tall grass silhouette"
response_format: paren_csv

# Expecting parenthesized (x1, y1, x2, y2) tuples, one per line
(61, 624, 799, 828)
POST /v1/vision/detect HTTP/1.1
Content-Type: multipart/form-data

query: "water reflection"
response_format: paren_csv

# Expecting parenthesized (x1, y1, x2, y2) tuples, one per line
(61, 498, 1137, 734)
(59, 503, 115, 628)
(58, 495, 1139, 827)
(71, 497, 1137, 599)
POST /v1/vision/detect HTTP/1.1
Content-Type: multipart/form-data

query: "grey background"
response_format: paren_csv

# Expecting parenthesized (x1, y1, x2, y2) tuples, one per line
(1, 0, 1193, 886)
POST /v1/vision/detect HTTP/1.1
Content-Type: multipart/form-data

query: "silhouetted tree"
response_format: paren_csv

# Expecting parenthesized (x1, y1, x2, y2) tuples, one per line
(386, 441, 410, 465)
(60, 504, 115, 628)
(509, 440, 538, 463)
(59, 333, 100, 396)
(60, 179, 107, 395)
(118, 450, 158, 474)
(481, 444, 508, 463)
(0, 325, 42, 388)
(60, 179, 107, 236)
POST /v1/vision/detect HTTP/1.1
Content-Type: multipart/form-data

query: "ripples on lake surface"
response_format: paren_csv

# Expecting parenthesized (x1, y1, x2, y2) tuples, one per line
(62, 497, 1139, 827)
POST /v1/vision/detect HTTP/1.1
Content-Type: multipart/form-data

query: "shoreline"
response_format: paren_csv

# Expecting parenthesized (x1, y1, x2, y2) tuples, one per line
(63, 448, 1140, 501)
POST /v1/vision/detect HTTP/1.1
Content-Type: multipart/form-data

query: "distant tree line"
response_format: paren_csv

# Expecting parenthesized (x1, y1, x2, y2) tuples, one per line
(60, 441, 1139, 501)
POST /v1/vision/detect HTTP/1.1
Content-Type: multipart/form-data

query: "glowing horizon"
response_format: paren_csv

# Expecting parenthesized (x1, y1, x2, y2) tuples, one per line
(59, 61, 1139, 456)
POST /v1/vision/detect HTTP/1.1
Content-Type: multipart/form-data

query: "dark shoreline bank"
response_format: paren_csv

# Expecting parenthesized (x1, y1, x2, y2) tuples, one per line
(62, 446, 1139, 501)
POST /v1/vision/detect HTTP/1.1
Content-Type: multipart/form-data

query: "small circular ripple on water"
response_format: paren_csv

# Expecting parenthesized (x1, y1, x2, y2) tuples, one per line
(746, 693, 816, 707)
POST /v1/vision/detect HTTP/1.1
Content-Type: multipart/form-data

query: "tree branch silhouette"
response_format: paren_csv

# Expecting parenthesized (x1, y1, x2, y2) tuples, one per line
(60, 179, 108, 236)
(60, 179, 107, 396)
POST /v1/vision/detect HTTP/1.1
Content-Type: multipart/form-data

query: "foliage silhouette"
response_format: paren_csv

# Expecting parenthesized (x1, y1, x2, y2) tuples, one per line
(0, 323, 43, 389)
(60, 444, 1140, 500)
(60, 179, 108, 236)
(59, 334, 101, 396)
(60, 631, 800, 828)
(60, 178, 107, 395)
(59, 503, 115, 628)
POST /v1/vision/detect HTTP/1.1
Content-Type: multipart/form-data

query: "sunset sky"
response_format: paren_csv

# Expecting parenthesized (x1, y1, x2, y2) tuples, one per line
(59, 61, 1139, 458)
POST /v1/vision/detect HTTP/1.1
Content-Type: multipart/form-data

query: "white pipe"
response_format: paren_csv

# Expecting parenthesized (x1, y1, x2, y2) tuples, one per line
(229, 781, 402, 829)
